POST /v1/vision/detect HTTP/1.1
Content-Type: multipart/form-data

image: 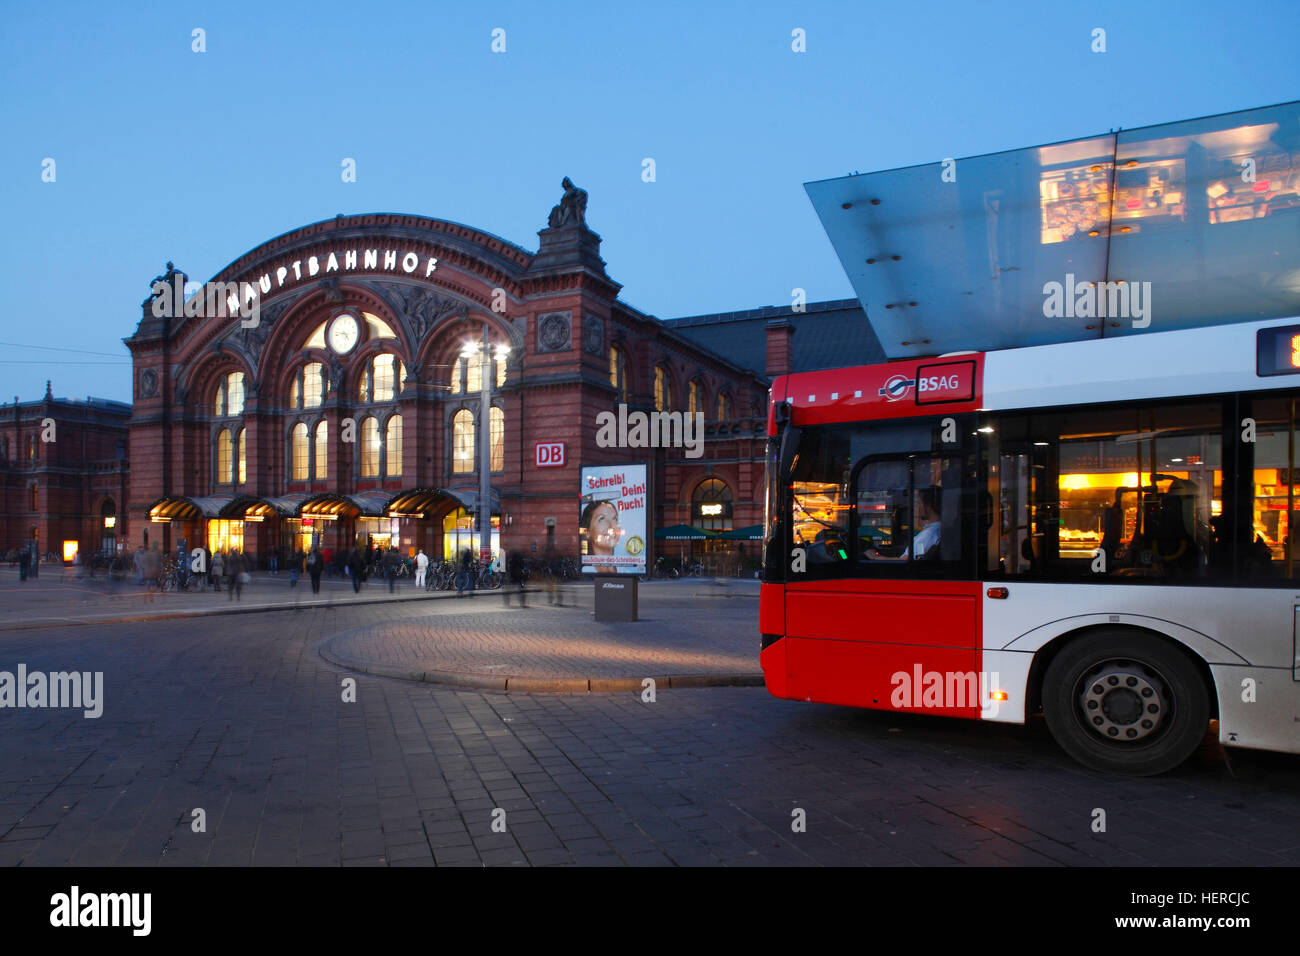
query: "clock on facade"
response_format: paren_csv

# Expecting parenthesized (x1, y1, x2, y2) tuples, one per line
(328, 313, 360, 354)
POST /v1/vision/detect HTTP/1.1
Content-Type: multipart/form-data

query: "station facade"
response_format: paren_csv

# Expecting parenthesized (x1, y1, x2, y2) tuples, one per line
(125, 185, 794, 570)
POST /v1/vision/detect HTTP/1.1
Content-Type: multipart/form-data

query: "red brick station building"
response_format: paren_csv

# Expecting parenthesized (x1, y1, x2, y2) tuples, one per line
(2, 182, 881, 570)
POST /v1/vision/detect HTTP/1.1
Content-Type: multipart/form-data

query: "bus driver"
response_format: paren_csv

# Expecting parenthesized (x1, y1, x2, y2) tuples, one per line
(869, 486, 942, 561)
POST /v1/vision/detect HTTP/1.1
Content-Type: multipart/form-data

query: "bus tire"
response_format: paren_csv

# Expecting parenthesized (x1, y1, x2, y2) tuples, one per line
(1041, 630, 1209, 776)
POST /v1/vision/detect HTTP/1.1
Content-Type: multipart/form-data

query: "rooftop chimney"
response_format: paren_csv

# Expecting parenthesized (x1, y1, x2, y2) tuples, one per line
(765, 320, 795, 377)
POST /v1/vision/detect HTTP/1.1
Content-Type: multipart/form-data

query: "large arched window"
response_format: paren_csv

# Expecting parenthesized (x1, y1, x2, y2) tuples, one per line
(716, 391, 733, 421)
(654, 366, 672, 412)
(290, 363, 325, 409)
(214, 372, 245, 417)
(386, 415, 403, 477)
(490, 406, 504, 472)
(688, 380, 703, 417)
(450, 354, 505, 394)
(291, 423, 310, 480)
(609, 347, 629, 402)
(216, 428, 232, 483)
(358, 353, 405, 403)
(213, 372, 245, 485)
(314, 421, 328, 480)
(692, 477, 733, 533)
(452, 410, 475, 474)
(360, 417, 380, 477)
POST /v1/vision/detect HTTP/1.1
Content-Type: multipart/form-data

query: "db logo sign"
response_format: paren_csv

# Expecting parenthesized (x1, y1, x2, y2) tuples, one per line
(535, 442, 565, 467)
(878, 375, 915, 402)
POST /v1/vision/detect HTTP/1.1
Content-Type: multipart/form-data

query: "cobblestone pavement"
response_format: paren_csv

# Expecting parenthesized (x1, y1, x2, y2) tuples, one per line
(320, 590, 761, 687)
(0, 598, 1296, 867)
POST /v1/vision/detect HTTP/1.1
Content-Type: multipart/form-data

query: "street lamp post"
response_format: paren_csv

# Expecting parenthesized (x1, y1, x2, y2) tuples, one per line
(477, 324, 491, 564)
(463, 327, 510, 566)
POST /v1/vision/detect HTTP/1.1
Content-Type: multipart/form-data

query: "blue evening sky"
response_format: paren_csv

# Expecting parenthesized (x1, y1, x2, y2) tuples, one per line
(2, 0, 1298, 402)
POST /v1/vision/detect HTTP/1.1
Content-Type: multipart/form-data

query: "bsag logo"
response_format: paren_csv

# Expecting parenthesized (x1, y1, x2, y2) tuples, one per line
(878, 375, 915, 401)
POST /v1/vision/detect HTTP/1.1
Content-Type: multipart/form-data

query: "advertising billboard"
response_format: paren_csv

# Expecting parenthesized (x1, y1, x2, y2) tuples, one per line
(579, 464, 648, 575)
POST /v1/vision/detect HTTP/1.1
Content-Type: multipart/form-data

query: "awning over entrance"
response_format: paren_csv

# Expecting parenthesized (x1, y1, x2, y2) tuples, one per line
(243, 493, 310, 518)
(151, 489, 502, 522)
(148, 494, 252, 521)
(386, 487, 476, 518)
(298, 491, 396, 518)
(441, 486, 501, 516)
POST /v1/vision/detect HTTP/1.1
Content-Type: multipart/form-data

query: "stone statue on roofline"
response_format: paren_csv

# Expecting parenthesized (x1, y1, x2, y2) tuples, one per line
(547, 176, 588, 228)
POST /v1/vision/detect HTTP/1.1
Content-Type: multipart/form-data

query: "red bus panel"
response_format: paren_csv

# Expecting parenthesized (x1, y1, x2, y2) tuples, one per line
(764, 580, 982, 719)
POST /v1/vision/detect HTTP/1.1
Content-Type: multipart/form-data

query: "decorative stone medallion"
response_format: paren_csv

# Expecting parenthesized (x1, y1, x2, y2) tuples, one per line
(537, 312, 572, 352)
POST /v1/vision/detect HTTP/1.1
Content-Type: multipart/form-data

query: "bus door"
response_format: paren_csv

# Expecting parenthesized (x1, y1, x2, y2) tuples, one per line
(783, 426, 981, 716)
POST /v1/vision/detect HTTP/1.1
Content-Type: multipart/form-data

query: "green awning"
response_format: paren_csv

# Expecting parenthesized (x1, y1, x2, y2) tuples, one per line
(715, 525, 764, 541)
(654, 525, 715, 540)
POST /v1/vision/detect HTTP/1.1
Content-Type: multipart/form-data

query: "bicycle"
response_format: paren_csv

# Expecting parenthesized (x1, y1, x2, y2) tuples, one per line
(642, 556, 678, 581)
(158, 555, 193, 592)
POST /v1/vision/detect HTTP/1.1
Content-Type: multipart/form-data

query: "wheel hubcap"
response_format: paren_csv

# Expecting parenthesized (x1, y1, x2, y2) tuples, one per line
(1077, 661, 1168, 742)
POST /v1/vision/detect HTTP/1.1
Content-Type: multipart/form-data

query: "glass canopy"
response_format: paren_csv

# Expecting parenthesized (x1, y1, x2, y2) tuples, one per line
(806, 101, 1300, 359)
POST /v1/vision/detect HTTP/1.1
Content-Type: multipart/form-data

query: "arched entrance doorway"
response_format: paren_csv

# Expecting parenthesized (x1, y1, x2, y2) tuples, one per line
(692, 478, 734, 573)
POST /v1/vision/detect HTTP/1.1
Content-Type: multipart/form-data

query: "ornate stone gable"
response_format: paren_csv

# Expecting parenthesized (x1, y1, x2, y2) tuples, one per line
(373, 281, 468, 344)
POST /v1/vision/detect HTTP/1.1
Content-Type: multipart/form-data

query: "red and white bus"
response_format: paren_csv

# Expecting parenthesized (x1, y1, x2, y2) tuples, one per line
(760, 316, 1300, 774)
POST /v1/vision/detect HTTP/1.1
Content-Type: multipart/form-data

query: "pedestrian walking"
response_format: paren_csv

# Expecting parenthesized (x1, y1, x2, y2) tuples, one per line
(347, 547, 366, 594)
(457, 548, 475, 597)
(211, 550, 225, 591)
(132, 546, 143, 585)
(288, 548, 303, 588)
(504, 550, 527, 607)
(18, 546, 29, 582)
(414, 548, 428, 589)
(143, 545, 161, 604)
(225, 550, 244, 601)
(383, 546, 400, 593)
(268, 546, 279, 575)
(305, 547, 323, 594)
(543, 546, 562, 605)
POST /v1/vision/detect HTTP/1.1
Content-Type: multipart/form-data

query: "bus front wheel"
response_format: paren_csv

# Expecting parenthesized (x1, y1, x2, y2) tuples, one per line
(1041, 631, 1209, 776)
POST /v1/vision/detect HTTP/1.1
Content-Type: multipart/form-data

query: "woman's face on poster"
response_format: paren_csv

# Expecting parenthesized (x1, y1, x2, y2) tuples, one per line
(588, 502, 621, 555)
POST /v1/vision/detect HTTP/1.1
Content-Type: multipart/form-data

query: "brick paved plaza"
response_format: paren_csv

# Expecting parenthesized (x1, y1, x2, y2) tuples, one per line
(0, 570, 1297, 866)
